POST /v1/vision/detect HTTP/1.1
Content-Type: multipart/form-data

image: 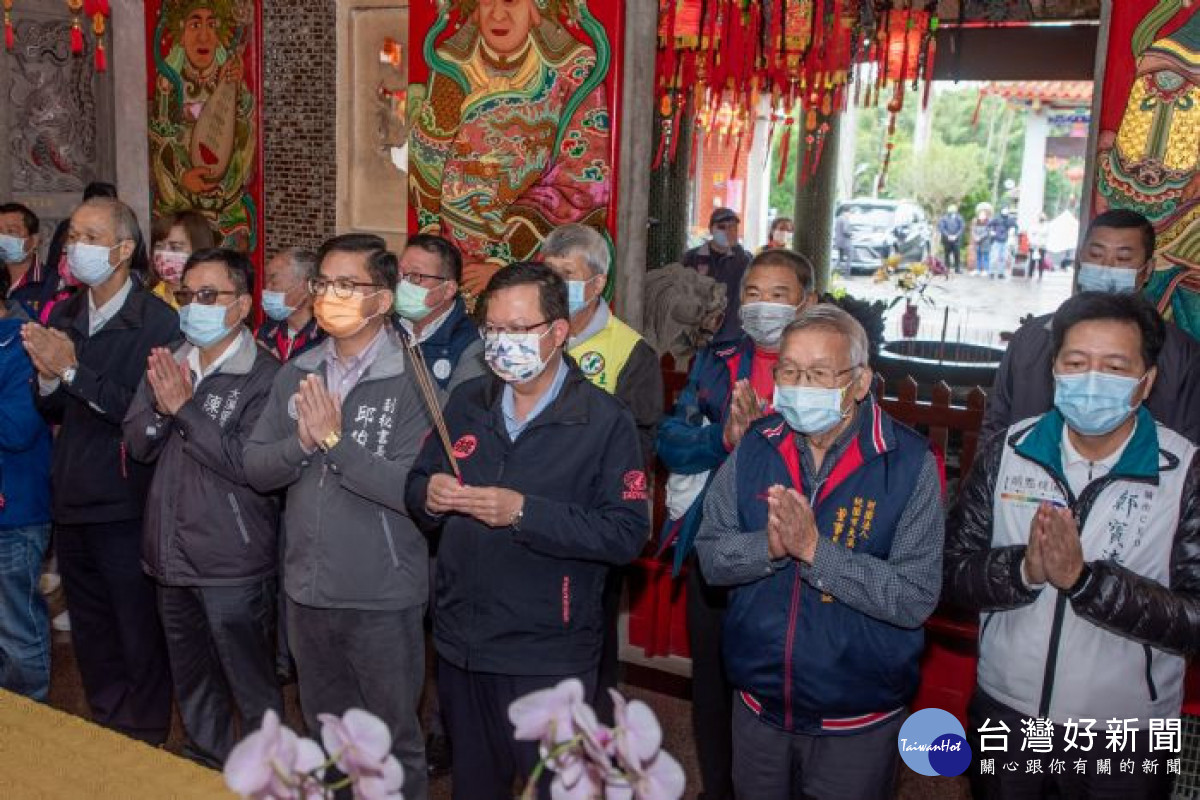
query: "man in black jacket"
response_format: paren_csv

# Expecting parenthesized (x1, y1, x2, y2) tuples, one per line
(405, 262, 649, 800)
(22, 197, 178, 743)
(984, 209, 1200, 444)
(684, 208, 752, 344)
(124, 249, 281, 766)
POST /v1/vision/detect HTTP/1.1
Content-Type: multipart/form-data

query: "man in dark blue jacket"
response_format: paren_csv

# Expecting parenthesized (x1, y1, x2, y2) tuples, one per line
(406, 262, 648, 800)
(696, 305, 944, 800)
(22, 197, 179, 743)
(0, 202, 54, 318)
(0, 267, 53, 701)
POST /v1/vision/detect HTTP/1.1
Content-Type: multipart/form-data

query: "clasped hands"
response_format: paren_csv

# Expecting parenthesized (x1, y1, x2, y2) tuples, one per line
(20, 323, 76, 381)
(294, 374, 343, 452)
(426, 473, 524, 529)
(766, 485, 818, 564)
(146, 347, 193, 416)
(1024, 502, 1085, 591)
(724, 379, 765, 449)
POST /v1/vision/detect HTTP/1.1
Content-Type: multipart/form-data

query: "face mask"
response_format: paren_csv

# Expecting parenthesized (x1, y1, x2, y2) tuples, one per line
(771, 230, 793, 248)
(1077, 262, 1138, 294)
(567, 277, 597, 317)
(712, 230, 731, 250)
(484, 328, 552, 384)
(153, 250, 188, 284)
(0, 234, 29, 264)
(67, 242, 119, 287)
(179, 300, 234, 348)
(394, 280, 439, 322)
(314, 292, 381, 338)
(261, 290, 295, 322)
(773, 383, 851, 435)
(1054, 371, 1143, 436)
(740, 302, 799, 348)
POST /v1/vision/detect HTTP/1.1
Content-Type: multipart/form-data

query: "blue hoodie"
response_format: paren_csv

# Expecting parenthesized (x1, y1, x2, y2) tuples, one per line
(0, 314, 51, 529)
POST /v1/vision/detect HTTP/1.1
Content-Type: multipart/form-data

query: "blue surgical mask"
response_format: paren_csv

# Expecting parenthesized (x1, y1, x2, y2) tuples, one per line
(179, 301, 234, 348)
(567, 278, 595, 317)
(773, 383, 851, 435)
(394, 280, 436, 322)
(1054, 370, 1144, 436)
(713, 230, 731, 250)
(1077, 262, 1138, 294)
(260, 290, 295, 322)
(67, 242, 118, 287)
(0, 234, 29, 264)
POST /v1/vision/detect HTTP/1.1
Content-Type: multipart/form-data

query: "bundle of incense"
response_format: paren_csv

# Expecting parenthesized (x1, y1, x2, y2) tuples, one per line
(406, 338, 462, 482)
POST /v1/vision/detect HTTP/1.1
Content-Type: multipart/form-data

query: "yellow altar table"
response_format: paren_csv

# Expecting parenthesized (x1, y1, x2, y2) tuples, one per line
(0, 690, 234, 798)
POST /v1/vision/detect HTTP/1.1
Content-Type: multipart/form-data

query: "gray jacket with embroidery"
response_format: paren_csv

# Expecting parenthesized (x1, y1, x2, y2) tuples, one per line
(244, 329, 435, 611)
(124, 329, 281, 586)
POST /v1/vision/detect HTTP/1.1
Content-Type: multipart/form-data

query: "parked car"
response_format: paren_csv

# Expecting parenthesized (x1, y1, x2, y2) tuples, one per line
(835, 199, 931, 274)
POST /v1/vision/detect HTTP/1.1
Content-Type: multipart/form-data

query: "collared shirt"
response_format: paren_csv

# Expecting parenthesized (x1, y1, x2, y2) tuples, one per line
(398, 303, 455, 345)
(88, 277, 133, 336)
(186, 328, 248, 382)
(324, 325, 388, 399)
(501, 355, 568, 440)
(1060, 422, 1132, 496)
(569, 300, 610, 349)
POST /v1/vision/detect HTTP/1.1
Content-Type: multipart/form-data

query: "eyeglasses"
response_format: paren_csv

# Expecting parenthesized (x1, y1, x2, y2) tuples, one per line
(398, 271, 445, 286)
(308, 277, 383, 299)
(479, 320, 551, 339)
(173, 288, 239, 306)
(773, 364, 860, 388)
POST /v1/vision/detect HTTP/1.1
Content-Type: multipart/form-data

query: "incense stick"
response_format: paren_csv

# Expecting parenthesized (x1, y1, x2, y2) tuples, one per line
(406, 338, 462, 481)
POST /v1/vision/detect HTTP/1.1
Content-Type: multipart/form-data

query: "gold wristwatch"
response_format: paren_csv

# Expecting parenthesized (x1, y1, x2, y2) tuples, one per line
(318, 430, 342, 453)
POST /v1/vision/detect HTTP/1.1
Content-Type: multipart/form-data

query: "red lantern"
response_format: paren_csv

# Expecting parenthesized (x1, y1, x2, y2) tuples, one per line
(884, 10, 929, 83)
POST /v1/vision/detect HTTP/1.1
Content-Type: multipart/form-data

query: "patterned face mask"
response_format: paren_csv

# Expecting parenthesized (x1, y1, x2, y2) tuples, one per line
(484, 328, 553, 384)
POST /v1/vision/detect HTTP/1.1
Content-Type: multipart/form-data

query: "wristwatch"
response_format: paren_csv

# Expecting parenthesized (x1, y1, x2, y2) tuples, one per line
(509, 505, 524, 531)
(318, 430, 342, 453)
(60, 365, 77, 386)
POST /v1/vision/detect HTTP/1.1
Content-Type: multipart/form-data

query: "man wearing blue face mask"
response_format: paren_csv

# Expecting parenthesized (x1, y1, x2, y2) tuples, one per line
(21, 197, 178, 744)
(695, 304, 944, 800)
(393, 234, 484, 393)
(0, 202, 53, 317)
(985, 209, 1200, 444)
(946, 291, 1200, 799)
(124, 248, 282, 767)
(255, 248, 326, 362)
(684, 207, 752, 344)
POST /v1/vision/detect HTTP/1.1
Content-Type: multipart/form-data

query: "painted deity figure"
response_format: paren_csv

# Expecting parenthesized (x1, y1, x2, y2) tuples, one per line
(1095, 1, 1200, 339)
(150, 0, 256, 251)
(409, 0, 613, 301)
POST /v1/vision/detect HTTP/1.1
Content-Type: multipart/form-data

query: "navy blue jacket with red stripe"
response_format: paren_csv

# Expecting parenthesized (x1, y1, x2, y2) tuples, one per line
(723, 402, 928, 734)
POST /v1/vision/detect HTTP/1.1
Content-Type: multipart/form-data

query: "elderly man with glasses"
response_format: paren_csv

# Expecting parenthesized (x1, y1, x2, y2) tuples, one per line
(695, 304, 945, 800)
(245, 233, 434, 800)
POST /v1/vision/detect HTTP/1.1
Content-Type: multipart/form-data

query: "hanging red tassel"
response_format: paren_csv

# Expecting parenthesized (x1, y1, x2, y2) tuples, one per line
(69, 20, 82, 54)
(94, 38, 105, 72)
(776, 118, 793, 185)
(4, 19, 12, 51)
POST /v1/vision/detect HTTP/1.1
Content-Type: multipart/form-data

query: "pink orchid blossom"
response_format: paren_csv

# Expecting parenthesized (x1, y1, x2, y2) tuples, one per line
(508, 677, 585, 746)
(225, 709, 326, 799)
(353, 754, 405, 800)
(630, 751, 686, 800)
(318, 709, 393, 779)
(609, 691, 663, 772)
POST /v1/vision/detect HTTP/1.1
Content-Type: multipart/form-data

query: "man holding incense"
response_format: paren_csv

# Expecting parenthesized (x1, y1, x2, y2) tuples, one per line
(245, 234, 433, 800)
(405, 262, 649, 800)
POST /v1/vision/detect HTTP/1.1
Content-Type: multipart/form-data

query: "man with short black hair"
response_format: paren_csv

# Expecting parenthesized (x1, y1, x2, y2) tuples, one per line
(22, 197, 178, 743)
(125, 248, 282, 766)
(947, 290, 1200, 800)
(393, 233, 484, 391)
(684, 207, 753, 343)
(0, 202, 52, 316)
(985, 209, 1200, 443)
(256, 247, 325, 362)
(246, 233, 432, 800)
(406, 262, 649, 800)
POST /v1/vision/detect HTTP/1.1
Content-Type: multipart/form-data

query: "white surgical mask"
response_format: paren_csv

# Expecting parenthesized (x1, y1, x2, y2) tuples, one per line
(1077, 262, 1138, 294)
(67, 242, 119, 287)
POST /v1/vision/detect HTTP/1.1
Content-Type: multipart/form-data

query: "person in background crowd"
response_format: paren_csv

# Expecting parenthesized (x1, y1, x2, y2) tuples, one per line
(985, 209, 1200, 444)
(256, 248, 325, 362)
(0, 264, 53, 701)
(761, 217, 794, 254)
(0, 202, 51, 317)
(406, 262, 648, 800)
(988, 209, 1014, 279)
(657, 249, 817, 800)
(148, 210, 218, 310)
(684, 208, 752, 344)
(698, 305, 944, 800)
(541, 223, 662, 720)
(124, 248, 281, 766)
(393, 234, 485, 392)
(947, 291, 1199, 800)
(1028, 212, 1049, 281)
(833, 206, 853, 277)
(972, 208, 992, 276)
(245, 234, 431, 800)
(939, 203, 965, 274)
(22, 197, 178, 743)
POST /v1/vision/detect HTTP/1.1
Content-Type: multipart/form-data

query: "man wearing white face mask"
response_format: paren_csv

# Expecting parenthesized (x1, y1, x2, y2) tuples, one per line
(696, 305, 944, 800)
(255, 247, 326, 362)
(405, 262, 649, 800)
(21, 197, 178, 744)
(684, 207, 752, 344)
(393, 233, 484, 392)
(985, 209, 1200, 444)
(946, 291, 1200, 800)
(124, 248, 282, 767)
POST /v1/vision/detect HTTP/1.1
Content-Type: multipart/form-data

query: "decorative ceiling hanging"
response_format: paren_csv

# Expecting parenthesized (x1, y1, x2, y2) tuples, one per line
(654, 0, 939, 184)
(65, 0, 108, 71)
(3, 0, 13, 52)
